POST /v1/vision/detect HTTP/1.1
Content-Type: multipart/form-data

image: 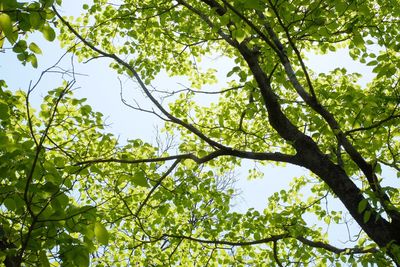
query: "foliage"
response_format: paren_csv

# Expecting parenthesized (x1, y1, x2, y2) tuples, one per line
(1, 0, 400, 266)
(0, 0, 59, 67)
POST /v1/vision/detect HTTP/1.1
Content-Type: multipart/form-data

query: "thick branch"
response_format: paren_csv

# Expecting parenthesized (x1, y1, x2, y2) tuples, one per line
(53, 7, 227, 151)
(21, 81, 74, 264)
(258, 9, 399, 222)
(193, 0, 399, 255)
(54, 7, 298, 170)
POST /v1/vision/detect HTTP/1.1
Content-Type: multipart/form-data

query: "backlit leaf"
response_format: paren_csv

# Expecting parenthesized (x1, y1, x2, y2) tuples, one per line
(94, 222, 109, 245)
(29, 42, 42, 54)
(41, 24, 56, 41)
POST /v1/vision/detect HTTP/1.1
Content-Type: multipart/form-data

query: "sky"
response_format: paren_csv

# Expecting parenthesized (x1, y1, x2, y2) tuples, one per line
(0, 2, 386, 249)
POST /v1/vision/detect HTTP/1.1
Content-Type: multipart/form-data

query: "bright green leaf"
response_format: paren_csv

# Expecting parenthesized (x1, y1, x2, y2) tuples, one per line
(0, 101, 9, 120)
(41, 24, 56, 41)
(94, 222, 109, 245)
(30, 12, 44, 29)
(29, 42, 42, 54)
(132, 170, 148, 187)
(27, 54, 38, 68)
(0, 13, 12, 35)
(12, 40, 27, 53)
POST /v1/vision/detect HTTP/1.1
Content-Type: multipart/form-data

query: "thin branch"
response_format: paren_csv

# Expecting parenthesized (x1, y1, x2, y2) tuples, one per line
(135, 159, 181, 217)
(345, 114, 400, 134)
(24, 81, 74, 213)
(164, 233, 379, 256)
(21, 81, 74, 261)
(273, 241, 284, 267)
(118, 77, 169, 121)
(25, 48, 76, 147)
(164, 233, 288, 246)
(213, 0, 280, 54)
(53, 6, 238, 151)
(254, 3, 398, 220)
(153, 84, 244, 97)
(296, 237, 379, 255)
(265, 2, 317, 100)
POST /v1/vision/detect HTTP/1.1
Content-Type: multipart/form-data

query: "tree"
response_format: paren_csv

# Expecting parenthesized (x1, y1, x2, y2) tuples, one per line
(0, 0, 57, 66)
(1, 0, 400, 266)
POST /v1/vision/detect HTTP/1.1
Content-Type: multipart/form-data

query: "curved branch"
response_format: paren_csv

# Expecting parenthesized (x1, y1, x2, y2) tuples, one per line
(296, 237, 378, 255)
(164, 233, 288, 246)
(345, 114, 400, 134)
(165, 233, 379, 256)
(53, 7, 225, 151)
(54, 7, 300, 170)
(259, 10, 387, 202)
(21, 81, 75, 262)
(272, 241, 284, 267)
(74, 150, 299, 166)
(266, 1, 317, 100)
(218, 0, 399, 222)
(135, 159, 181, 217)
(180, 0, 398, 255)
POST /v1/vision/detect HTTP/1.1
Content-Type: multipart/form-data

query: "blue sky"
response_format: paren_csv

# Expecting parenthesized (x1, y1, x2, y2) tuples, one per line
(1, 3, 384, 249)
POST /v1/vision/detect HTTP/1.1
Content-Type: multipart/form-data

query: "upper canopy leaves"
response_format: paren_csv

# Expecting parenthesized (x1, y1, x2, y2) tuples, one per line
(1, 0, 400, 266)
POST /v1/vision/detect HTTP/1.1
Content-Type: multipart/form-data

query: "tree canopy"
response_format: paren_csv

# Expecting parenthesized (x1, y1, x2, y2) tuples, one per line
(1, 0, 400, 266)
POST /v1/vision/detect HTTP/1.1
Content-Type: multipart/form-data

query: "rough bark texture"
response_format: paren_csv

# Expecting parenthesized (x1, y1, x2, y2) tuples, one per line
(193, 0, 400, 263)
(237, 36, 400, 264)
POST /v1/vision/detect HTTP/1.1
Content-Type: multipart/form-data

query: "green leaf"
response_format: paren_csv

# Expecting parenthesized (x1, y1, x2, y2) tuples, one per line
(0, 13, 13, 35)
(358, 199, 368, 214)
(39, 251, 50, 267)
(62, 246, 90, 267)
(94, 222, 109, 245)
(227, 66, 240, 77)
(264, 10, 273, 17)
(29, 11, 45, 29)
(335, 1, 347, 14)
(132, 170, 148, 187)
(74, 252, 90, 267)
(324, 216, 331, 224)
(0, 33, 4, 48)
(352, 33, 364, 49)
(218, 116, 224, 127)
(42, 182, 59, 193)
(41, 0, 55, 8)
(12, 40, 27, 53)
(17, 52, 28, 62)
(81, 104, 92, 115)
(55, 193, 69, 208)
(0, 13, 17, 44)
(27, 54, 38, 68)
(242, 1, 263, 10)
(41, 24, 56, 41)
(0, 101, 9, 120)
(233, 28, 246, 43)
(363, 210, 371, 223)
(4, 198, 17, 211)
(29, 42, 42, 54)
